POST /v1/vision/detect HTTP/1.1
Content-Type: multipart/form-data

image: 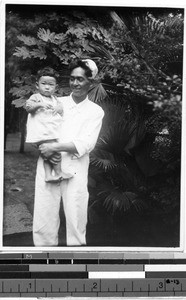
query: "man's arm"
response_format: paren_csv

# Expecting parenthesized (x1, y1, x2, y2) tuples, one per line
(39, 141, 78, 158)
(39, 105, 104, 158)
(71, 107, 105, 157)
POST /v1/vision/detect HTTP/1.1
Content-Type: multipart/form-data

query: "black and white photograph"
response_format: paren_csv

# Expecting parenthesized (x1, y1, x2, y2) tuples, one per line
(2, 1, 185, 249)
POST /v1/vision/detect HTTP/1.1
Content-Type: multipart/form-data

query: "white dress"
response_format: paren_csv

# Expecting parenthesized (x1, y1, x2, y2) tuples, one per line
(33, 94, 104, 246)
(26, 93, 62, 143)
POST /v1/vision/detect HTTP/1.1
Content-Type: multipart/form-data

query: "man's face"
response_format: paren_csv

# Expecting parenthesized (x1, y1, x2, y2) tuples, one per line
(36, 76, 56, 97)
(69, 67, 91, 101)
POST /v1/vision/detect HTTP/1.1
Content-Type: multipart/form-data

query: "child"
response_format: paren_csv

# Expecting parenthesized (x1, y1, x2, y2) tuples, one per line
(25, 67, 73, 183)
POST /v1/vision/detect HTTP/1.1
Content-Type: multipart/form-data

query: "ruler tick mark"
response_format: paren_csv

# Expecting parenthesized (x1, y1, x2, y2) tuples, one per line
(67, 281, 69, 292)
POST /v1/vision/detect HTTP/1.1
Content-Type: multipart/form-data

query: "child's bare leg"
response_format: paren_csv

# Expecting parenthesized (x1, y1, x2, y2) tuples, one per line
(44, 160, 63, 182)
(44, 159, 63, 183)
(38, 140, 62, 183)
(49, 153, 74, 180)
(53, 161, 74, 179)
(43, 160, 55, 182)
(52, 161, 63, 179)
(44, 155, 64, 183)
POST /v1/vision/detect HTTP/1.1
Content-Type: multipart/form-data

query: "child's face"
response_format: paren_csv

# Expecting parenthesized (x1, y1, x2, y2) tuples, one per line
(36, 76, 57, 97)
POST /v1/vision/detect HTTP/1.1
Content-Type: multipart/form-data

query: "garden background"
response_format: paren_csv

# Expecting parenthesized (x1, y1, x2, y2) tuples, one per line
(4, 4, 183, 247)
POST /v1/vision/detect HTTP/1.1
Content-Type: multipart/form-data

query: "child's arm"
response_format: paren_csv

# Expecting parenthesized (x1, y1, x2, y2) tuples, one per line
(25, 95, 51, 114)
(24, 95, 42, 113)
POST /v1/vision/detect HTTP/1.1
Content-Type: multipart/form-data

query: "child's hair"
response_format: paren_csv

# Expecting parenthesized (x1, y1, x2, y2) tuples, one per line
(69, 59, 92, 78)
(36, 67, 59, 81)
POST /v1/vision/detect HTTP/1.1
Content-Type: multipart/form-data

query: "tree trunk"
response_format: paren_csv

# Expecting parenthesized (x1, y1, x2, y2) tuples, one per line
(20, 124, 26, 153)
(19, 109, 27, 153)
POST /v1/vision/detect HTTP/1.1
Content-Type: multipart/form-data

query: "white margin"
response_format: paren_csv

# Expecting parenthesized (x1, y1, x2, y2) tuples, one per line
(1, 0, 186, 254)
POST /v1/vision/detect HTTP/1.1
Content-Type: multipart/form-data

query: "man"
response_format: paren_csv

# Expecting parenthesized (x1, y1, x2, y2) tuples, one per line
(33, 59, 104, 246)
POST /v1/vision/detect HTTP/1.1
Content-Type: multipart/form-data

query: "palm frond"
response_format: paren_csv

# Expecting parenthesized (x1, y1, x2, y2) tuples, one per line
(88, 83, 108, 102)
(110, 11, 128, 31)
(125, 116, 146, 150)
(90, 149, 117, 170)
(100, 98, 130, 124)
(100, 122, 136, 155)
(132, 198, 147, 212)
(89, 42, 114, 60)
(103, 189, 142, 214)
(165, 14, 183, 35)
(144, 14, 166, 37)
(97, 98, 146, 157)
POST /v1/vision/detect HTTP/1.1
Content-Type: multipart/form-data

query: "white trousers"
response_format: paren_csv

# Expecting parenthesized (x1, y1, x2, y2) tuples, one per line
(33, 156, 89, 246)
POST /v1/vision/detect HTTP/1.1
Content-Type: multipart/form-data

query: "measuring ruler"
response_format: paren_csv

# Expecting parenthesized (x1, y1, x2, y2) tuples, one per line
(0, 252, 186, 297)
(0, 278, 185, 297)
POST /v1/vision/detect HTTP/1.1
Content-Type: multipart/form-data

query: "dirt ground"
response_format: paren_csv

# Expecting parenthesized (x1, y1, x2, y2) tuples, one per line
(4, 134, 37, 212)
(4, 133, 37, 246)
(4, 132, 66, 247)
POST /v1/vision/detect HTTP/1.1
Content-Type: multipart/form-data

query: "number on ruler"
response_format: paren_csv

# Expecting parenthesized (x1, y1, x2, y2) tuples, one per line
(159, 281, 164, 289)
(92, 282, 97, 290)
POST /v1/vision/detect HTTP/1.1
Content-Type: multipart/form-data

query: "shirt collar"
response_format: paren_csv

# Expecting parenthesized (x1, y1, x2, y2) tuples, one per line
(69, 93, 89, 110)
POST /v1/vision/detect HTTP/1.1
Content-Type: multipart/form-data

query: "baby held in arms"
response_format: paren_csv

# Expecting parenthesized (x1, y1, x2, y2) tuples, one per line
(25, 67, 73, 183)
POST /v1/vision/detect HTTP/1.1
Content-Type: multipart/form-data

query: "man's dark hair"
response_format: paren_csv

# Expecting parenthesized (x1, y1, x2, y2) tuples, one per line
(69, 59, 92, 78)
(36, 67, 59, 81)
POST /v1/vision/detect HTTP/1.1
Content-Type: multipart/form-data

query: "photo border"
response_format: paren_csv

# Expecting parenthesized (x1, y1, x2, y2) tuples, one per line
(1, 0, 186, 253)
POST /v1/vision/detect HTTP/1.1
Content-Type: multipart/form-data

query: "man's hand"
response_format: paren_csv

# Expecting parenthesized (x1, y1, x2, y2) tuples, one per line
(52, 103, 64, 116)
(39, 143, 56, 158)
